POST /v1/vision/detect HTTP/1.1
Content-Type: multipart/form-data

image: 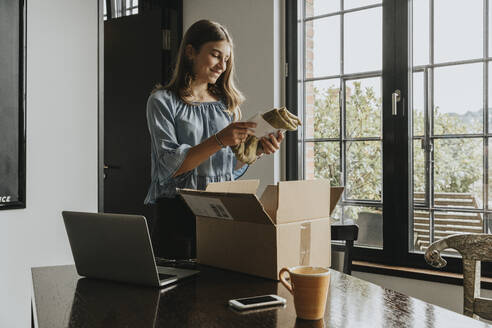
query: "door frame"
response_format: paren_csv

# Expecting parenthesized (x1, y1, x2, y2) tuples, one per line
(98, 0, 104, 212)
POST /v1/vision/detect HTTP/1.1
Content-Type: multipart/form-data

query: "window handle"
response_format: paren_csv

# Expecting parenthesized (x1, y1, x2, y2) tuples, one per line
(392, 89, 401, 116)
(104, 164, 121, 170)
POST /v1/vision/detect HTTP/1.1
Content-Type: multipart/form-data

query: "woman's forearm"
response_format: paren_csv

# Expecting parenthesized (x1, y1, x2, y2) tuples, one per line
(173, 135, 222, 177)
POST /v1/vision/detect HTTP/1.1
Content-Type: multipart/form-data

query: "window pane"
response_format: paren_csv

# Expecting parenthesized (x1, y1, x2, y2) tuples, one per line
(331, 204, 343, 224)
(344, 0, 381, 10)
(490, 1, 492, 57)
(434, 0, 482, 63)
(344, 7, 382, 74)
(488, 138, 492, 209)
(412, 0, 429, 66)
(305, 0, 339, 18)
(305, 16, 340, 78)
(434, 63, 483, 135)
(489, 64, 492, 134)
(311, 141, 341, 185)
(304, 142, 315, 179)
(346, 77, 381, 138)
(346, 141, 382, 200)
(433, 210, 484, 256)
(413, 72, 425, 137)
(414, 210, 484, 254)
(305, 79, 340, 139)
(413, 139, 425, 195)
(412, 209, 431, 252)
(342, 205, 382, 248)
(434, 138, 483, 208)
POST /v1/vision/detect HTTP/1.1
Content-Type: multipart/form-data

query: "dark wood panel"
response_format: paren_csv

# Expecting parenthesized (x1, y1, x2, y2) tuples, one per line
(32, 265, 489, 328)
(103, 11, 162, 220)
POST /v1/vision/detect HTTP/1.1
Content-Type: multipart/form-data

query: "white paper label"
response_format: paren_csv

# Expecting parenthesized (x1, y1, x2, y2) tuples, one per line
(181, 195, 233, 220)
(243, 112, 285, 138)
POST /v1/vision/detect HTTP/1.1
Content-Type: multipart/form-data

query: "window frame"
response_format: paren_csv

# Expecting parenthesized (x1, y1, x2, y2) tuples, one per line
(104, 0, 139, 20)
(286, 0, 492, 276)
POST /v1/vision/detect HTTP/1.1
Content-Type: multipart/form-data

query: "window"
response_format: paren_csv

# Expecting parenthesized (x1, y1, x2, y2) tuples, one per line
(411, 0, 488, 257)
(103, 0, 139, 20)
(300, 1, 383, 249)
(286, 0, 492, 274)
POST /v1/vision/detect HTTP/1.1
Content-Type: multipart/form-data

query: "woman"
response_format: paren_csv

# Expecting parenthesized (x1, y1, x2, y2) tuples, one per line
(144, 20, 284, 259)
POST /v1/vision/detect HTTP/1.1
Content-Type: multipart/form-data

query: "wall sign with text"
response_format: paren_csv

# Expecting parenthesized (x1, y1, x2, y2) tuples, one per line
(0, 0, 26, 210)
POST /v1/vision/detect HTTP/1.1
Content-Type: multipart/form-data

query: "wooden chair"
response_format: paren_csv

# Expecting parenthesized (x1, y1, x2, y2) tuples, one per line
(331, 224, 359, 275)
(424, 233, 492, 320)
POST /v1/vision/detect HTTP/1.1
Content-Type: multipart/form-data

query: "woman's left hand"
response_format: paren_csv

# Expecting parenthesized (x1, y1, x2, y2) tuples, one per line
(257, 131, 284, 156)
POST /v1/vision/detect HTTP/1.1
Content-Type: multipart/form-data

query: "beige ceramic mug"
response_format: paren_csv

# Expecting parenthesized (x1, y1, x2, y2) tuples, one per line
(279, 266, 330, 320)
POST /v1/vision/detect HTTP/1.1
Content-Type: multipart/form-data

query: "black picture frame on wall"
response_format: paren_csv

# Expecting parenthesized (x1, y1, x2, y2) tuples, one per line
(0, 0, 26, 210)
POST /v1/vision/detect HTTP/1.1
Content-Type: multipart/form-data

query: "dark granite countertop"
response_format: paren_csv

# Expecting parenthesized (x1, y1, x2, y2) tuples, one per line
(31, 264, 490, 328)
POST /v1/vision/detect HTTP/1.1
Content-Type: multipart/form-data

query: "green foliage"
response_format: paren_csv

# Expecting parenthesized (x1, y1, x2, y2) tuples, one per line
(311, 82, 484, 209)
(313, 81, 382, 201)
(413, 107, 482, 203)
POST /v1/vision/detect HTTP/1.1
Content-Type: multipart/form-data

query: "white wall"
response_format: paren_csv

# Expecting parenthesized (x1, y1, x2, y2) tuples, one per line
(183, 0, 286, 195)
(0, 1, 99, 327)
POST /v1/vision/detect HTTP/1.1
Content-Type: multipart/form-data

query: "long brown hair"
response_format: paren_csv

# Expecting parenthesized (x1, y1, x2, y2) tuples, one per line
(153, 20, 244, 120)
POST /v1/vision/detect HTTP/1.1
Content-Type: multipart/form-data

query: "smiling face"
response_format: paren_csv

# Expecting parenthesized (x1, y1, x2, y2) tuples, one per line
(187, 40, 231, 84)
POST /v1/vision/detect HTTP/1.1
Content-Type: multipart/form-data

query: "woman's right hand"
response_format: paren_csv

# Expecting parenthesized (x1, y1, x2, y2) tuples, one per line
(216, 122, 257, 146)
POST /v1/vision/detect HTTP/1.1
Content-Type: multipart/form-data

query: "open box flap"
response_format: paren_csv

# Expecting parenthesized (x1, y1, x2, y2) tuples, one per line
(330, 186, 344, 215)
(205, 179, 259, 194)
(179, 189, 274, 225)
(259, 185, 279, 224)
(275, 180, 332, 224)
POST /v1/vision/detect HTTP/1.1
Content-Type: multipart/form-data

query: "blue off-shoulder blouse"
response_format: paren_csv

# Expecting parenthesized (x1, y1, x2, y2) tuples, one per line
(144, 89, 249, 204)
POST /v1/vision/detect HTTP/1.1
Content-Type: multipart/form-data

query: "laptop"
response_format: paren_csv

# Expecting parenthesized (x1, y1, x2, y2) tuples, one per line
(62, 211, 199, 287)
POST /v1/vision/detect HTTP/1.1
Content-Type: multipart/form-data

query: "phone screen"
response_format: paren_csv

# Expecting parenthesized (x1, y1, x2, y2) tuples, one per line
(235, 295, 278, 305)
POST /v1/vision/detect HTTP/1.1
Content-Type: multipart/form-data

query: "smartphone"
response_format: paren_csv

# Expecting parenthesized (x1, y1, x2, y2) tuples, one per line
(228, 294, 286, 310)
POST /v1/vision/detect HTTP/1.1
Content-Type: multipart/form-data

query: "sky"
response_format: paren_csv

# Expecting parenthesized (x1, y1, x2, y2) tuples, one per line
(308, 0, 488, 116)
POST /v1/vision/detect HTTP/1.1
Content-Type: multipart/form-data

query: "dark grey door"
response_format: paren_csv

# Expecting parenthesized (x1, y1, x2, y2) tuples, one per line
(104, 11, 162, 222)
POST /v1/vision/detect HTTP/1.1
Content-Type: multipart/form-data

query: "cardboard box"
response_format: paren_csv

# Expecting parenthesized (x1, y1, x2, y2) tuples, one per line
(178, 179, 343, 280)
